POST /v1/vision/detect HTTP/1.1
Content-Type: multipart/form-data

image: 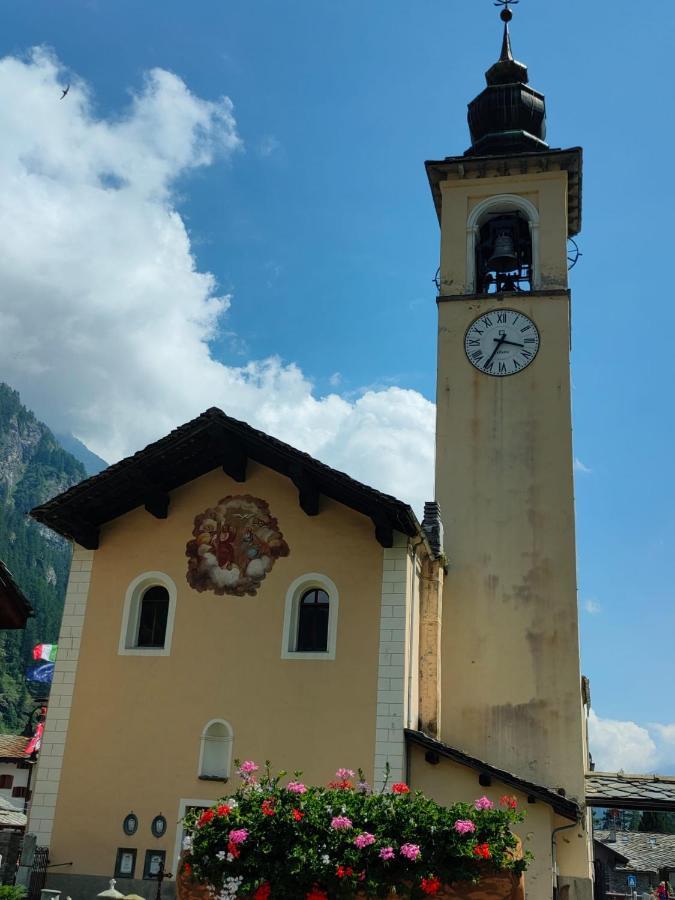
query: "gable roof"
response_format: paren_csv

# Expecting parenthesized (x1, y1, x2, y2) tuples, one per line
(595, 831, 675, 874)
(0, 734, 30, 761)
(405, 729, 580, 821)
(30, 408, 420, 550)
(0, 795, 27, 830)
(0, 560, 33, 630)
(586, 773, 675, 812)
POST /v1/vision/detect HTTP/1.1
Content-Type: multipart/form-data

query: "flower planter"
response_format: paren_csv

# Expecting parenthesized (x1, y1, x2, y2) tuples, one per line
(177, 864, 524, 900)
(178, 762, 529, 900)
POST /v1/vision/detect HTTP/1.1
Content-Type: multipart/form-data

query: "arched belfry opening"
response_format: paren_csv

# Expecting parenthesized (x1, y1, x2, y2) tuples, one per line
(476, 211, 532, 294)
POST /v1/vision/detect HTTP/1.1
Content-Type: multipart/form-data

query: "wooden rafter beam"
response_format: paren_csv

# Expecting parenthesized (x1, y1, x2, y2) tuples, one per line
(372, 512, 394, 548)
(290, 465, 320, 517)
(222, 440, 247, 483)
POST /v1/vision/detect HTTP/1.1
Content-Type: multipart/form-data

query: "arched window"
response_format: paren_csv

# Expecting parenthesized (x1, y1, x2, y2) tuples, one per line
(281, 574, 339, 660)
(297, 588, 329, 652)
(137, 586, 169, 648)
(119, 572, 177, 657)
(466, 194, 540, 294)
(198, 720, 233, 780)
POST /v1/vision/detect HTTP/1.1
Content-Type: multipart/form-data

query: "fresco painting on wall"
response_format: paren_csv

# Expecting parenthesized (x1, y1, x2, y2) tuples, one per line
(186, 495, 290, 596)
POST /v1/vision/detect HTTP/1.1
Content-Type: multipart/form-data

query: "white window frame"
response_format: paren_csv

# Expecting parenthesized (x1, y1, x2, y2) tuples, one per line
(466, 193, 541, 293)
(173, 798, 212, 874)
(197, 718, 234, 781)
(118, 571, 177, 657)
(281, 573, 339, 660)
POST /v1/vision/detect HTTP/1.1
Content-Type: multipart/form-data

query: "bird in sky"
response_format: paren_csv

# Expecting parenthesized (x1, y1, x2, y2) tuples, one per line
(60, 84, 70, 100)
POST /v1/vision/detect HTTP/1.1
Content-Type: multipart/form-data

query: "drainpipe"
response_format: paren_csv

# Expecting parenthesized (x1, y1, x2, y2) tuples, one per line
(551, 820, 579, 900)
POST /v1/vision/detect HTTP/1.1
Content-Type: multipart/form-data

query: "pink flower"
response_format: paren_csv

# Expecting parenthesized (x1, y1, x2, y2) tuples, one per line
(474, 796, 494, 810)
(454, 819, 476, 834)
(335, 768, 355, 780)
(400, 843, 421, 861)
(228, 828, 249, 845)
(238, 760, 259, 775)
(379, 847, 395, 861)
(330, 816, 353, 830)
(354, 832, 376, 849)
(287, 781, 307, 794)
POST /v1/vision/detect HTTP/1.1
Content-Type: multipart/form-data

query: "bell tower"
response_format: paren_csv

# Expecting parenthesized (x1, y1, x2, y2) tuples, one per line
(428, 2, 587, 808)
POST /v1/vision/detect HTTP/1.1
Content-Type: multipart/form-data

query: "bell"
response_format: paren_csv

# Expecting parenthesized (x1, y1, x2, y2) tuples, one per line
(488, 229, 518, 272)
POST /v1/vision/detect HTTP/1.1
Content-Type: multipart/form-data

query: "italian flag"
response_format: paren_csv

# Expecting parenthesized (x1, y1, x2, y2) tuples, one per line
(32, 643, 57, 662)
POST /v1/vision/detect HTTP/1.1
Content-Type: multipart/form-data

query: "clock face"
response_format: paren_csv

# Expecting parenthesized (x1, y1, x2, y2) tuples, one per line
(464, 309, 540, 377)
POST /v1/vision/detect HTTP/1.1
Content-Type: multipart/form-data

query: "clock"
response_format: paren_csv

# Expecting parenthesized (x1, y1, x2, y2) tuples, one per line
(464, 309, 540, 377)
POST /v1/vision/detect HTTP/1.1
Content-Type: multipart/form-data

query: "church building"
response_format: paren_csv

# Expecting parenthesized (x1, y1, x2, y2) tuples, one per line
(26, 9, 594, 900)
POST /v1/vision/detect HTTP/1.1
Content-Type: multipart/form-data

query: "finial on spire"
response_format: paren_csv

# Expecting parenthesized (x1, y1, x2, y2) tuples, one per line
(494, 0, 518, 58)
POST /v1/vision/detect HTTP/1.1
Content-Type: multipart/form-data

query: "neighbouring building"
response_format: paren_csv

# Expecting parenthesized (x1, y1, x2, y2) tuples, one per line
(0, 559, 32, 631)
(594, 831, 675, 896)
(26, 8, 598, 900)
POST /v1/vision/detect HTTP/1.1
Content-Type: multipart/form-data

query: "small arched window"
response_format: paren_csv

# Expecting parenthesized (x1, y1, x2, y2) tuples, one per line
(281, 574, 339, 660)
(119, 572, 177, 657)
(198, 720, 233, 780)
(297, 588, 329, 652)
(137, 586, 169, 648)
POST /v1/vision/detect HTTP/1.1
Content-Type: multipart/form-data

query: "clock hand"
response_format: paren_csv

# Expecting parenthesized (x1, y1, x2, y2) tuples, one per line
(493, 338, 524, 349)
(485, 335, 507, 367)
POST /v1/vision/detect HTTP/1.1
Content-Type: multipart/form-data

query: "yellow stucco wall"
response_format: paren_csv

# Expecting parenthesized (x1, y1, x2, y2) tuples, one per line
(409, 745, 590, 900)
(48, 463, 386, 877)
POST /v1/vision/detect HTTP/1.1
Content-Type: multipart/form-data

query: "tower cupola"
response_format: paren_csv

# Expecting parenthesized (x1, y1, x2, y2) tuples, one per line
(466, 4, 547, 156)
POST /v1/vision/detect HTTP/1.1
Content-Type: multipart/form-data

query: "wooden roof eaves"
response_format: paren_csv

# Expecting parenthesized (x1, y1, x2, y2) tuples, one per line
(0, 560, 33, 628)
(31, 408, 421, 549)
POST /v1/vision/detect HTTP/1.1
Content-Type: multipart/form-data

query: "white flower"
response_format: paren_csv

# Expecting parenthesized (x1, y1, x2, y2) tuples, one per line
(216, 851, 226, 861)
(226, 854, 234, 863)
(321, 854, 330, 865)
(182, 836, 193, 851)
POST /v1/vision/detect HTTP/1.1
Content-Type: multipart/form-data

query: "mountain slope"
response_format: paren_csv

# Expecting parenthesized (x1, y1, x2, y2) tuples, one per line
(0, 384, 87, 732)
(54, 432, 108, 476)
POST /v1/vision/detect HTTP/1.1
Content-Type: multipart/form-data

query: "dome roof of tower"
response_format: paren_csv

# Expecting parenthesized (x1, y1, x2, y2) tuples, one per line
(466, 8, 548, 157)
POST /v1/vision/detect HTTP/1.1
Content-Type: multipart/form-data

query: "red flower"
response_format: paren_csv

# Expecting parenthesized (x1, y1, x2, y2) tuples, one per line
(500, 795, 517, 809)
(227, 840, 240, 859)
(473, 843, 491, 859)
(254, 884, 271, 900)
(182, 862, 192, 876)
(306, 888, 328, 900)
(196, 809, 215, 828)
(392, 782, 410, 794)
(421, 876, 442, 895)
(327, 779, 354, 790)
(336, 866, 354, 879)
(261, 799, 275, 816)
(292, 808, 304, 821)
(216, 804, 232, 817)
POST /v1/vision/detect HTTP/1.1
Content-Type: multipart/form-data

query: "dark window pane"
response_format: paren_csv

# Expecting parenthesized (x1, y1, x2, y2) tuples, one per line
(137, 586, 169, 648)
(0, 774, 13, 788)
(297, 589, 329, 652)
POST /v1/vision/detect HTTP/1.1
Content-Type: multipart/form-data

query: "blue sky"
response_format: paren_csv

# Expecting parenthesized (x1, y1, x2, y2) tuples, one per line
(1, 0, 674, 771)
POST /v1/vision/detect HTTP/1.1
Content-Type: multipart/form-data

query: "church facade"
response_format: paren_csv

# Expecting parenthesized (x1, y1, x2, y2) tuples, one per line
(27, 10, 594, 900)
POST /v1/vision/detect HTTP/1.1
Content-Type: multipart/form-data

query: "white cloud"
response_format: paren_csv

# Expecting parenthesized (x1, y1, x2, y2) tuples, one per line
(257, 135, 281, 158)
(574, 457, 592, 475)
(583, 598, 602, 615)
(589, 711, 675, 773)
(328, 372, 342, 387)
(0, 49, 435, 514)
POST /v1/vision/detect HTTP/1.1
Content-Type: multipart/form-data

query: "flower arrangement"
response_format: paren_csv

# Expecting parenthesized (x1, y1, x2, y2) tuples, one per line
(180, 761, 528, 899)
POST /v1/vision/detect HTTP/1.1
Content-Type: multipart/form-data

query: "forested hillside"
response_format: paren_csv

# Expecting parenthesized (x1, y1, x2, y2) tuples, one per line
(0, 384, 87, 732)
